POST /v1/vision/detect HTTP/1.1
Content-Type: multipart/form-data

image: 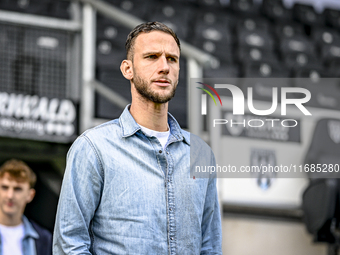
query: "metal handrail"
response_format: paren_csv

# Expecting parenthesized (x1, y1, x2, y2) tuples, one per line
(0, 3, 81, 31)
(91, 80, 129, 109)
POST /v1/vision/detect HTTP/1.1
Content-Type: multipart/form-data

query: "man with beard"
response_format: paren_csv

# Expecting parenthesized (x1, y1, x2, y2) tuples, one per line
(53, 21, 222, 254)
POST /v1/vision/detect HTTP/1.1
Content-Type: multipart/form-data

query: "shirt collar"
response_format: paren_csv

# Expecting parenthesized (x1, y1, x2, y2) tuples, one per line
(22, 216, 39, 239)
(119, 105, 190, 145)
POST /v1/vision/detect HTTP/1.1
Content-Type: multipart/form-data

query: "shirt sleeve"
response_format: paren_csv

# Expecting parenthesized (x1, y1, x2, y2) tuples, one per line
(200, 152, 223, 255)
(53, 135, 104, 255)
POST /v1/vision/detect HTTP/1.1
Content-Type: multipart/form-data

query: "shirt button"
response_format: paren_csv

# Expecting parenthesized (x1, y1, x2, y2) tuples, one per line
(169, 207, 173, 211)
(170, 237, 174, 240)
(166, 151, 169, 155)
(159, 150, 162, 153)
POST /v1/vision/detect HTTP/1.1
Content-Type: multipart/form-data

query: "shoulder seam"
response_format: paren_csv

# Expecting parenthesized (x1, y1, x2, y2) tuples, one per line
(80, 120, 120, 137)
(82, 135, 105, 181)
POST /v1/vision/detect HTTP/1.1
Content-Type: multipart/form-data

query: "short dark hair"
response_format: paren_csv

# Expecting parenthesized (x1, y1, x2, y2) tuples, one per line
(125, 21, 181, 60)
(0, 159, 36, 188)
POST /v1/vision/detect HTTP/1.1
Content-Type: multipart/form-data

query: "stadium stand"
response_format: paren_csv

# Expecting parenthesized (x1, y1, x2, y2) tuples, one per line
(1, 0, 340, 127)
(92, 0, 340, 125)
(0, 0, 71, 18)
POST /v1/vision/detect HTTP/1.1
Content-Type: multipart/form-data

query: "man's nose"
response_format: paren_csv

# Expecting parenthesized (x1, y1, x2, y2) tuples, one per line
(6, 189, 14, 198)
(158, 56, 169, 74)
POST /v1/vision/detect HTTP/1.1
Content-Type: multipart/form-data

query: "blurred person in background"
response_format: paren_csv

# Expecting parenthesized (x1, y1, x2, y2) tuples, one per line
(0, 159, 52, 255)
(54, 21, 221, 254)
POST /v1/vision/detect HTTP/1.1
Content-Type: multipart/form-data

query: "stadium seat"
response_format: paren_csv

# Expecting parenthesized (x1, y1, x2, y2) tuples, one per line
(105, 0, 152, 20)
(302, 179, 339, 243)
(312, 27, 340, 48)
(236, 16, 271, 32)
(293, 3, 325, 27)
(323, 8, 340, 30)
(312, 28, 340, 66)
(279, 34, 320, 73)
(261, 0, 293, 21)
(322, 44, 340, 66)
(192, 19, 233, 63)
(193, 22, 233, 45)
(237, 29, 274, 51)
(48, 0, 71, 19)
(21, 28, 69, 98)
(229, 0, 259, 16)
(283, 52, 322, 74)
(96, 40, 126, 69)
(274, 22, 305, 39)
(237, 47, 279, 65)
(203, 61, 239, 78)
(293, 71, 340, 110)
(197, 0, 223, 8)
(193, 40, 233, 64)
(195, 9, 235, 29)
(279, 35, 315, 55)
(302, 118, 340, 250)
(96, 16, 130, 46)
(0, 0, 50, 16)
(304, 118, 340, 178)
(147, 2, 194, 40)
(242, 62, 289, 102)
(243, 61, 288, 77)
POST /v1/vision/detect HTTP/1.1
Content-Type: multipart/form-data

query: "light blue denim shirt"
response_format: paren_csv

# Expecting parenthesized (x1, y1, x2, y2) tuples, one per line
(53, 106, 222, 255)
(0, 216, 39, 255)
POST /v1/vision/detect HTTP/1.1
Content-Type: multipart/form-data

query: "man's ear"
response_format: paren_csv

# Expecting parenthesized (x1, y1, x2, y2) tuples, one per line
(27, 189, 35, 204)
(120, 59, 133, 80)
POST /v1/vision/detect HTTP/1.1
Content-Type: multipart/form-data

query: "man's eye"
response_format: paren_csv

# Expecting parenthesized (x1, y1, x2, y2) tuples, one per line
(147, 55, 157, 59)
(168, 57, 176, 62)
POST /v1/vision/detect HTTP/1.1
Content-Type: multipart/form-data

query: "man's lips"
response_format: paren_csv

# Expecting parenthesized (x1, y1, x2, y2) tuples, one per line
(6, 202, 14, 207)
(153, 79, 171, 87)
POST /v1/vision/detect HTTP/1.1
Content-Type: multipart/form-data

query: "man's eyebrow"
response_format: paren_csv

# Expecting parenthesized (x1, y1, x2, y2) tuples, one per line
(166, 53, 179, 60)
(143, 51, 161, 56)
(143, 51, 179, 59)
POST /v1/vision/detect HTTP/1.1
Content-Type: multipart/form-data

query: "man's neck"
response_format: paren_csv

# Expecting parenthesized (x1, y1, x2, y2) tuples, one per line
(0, 213, 22, 227)
(130, 98, 169, 132)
